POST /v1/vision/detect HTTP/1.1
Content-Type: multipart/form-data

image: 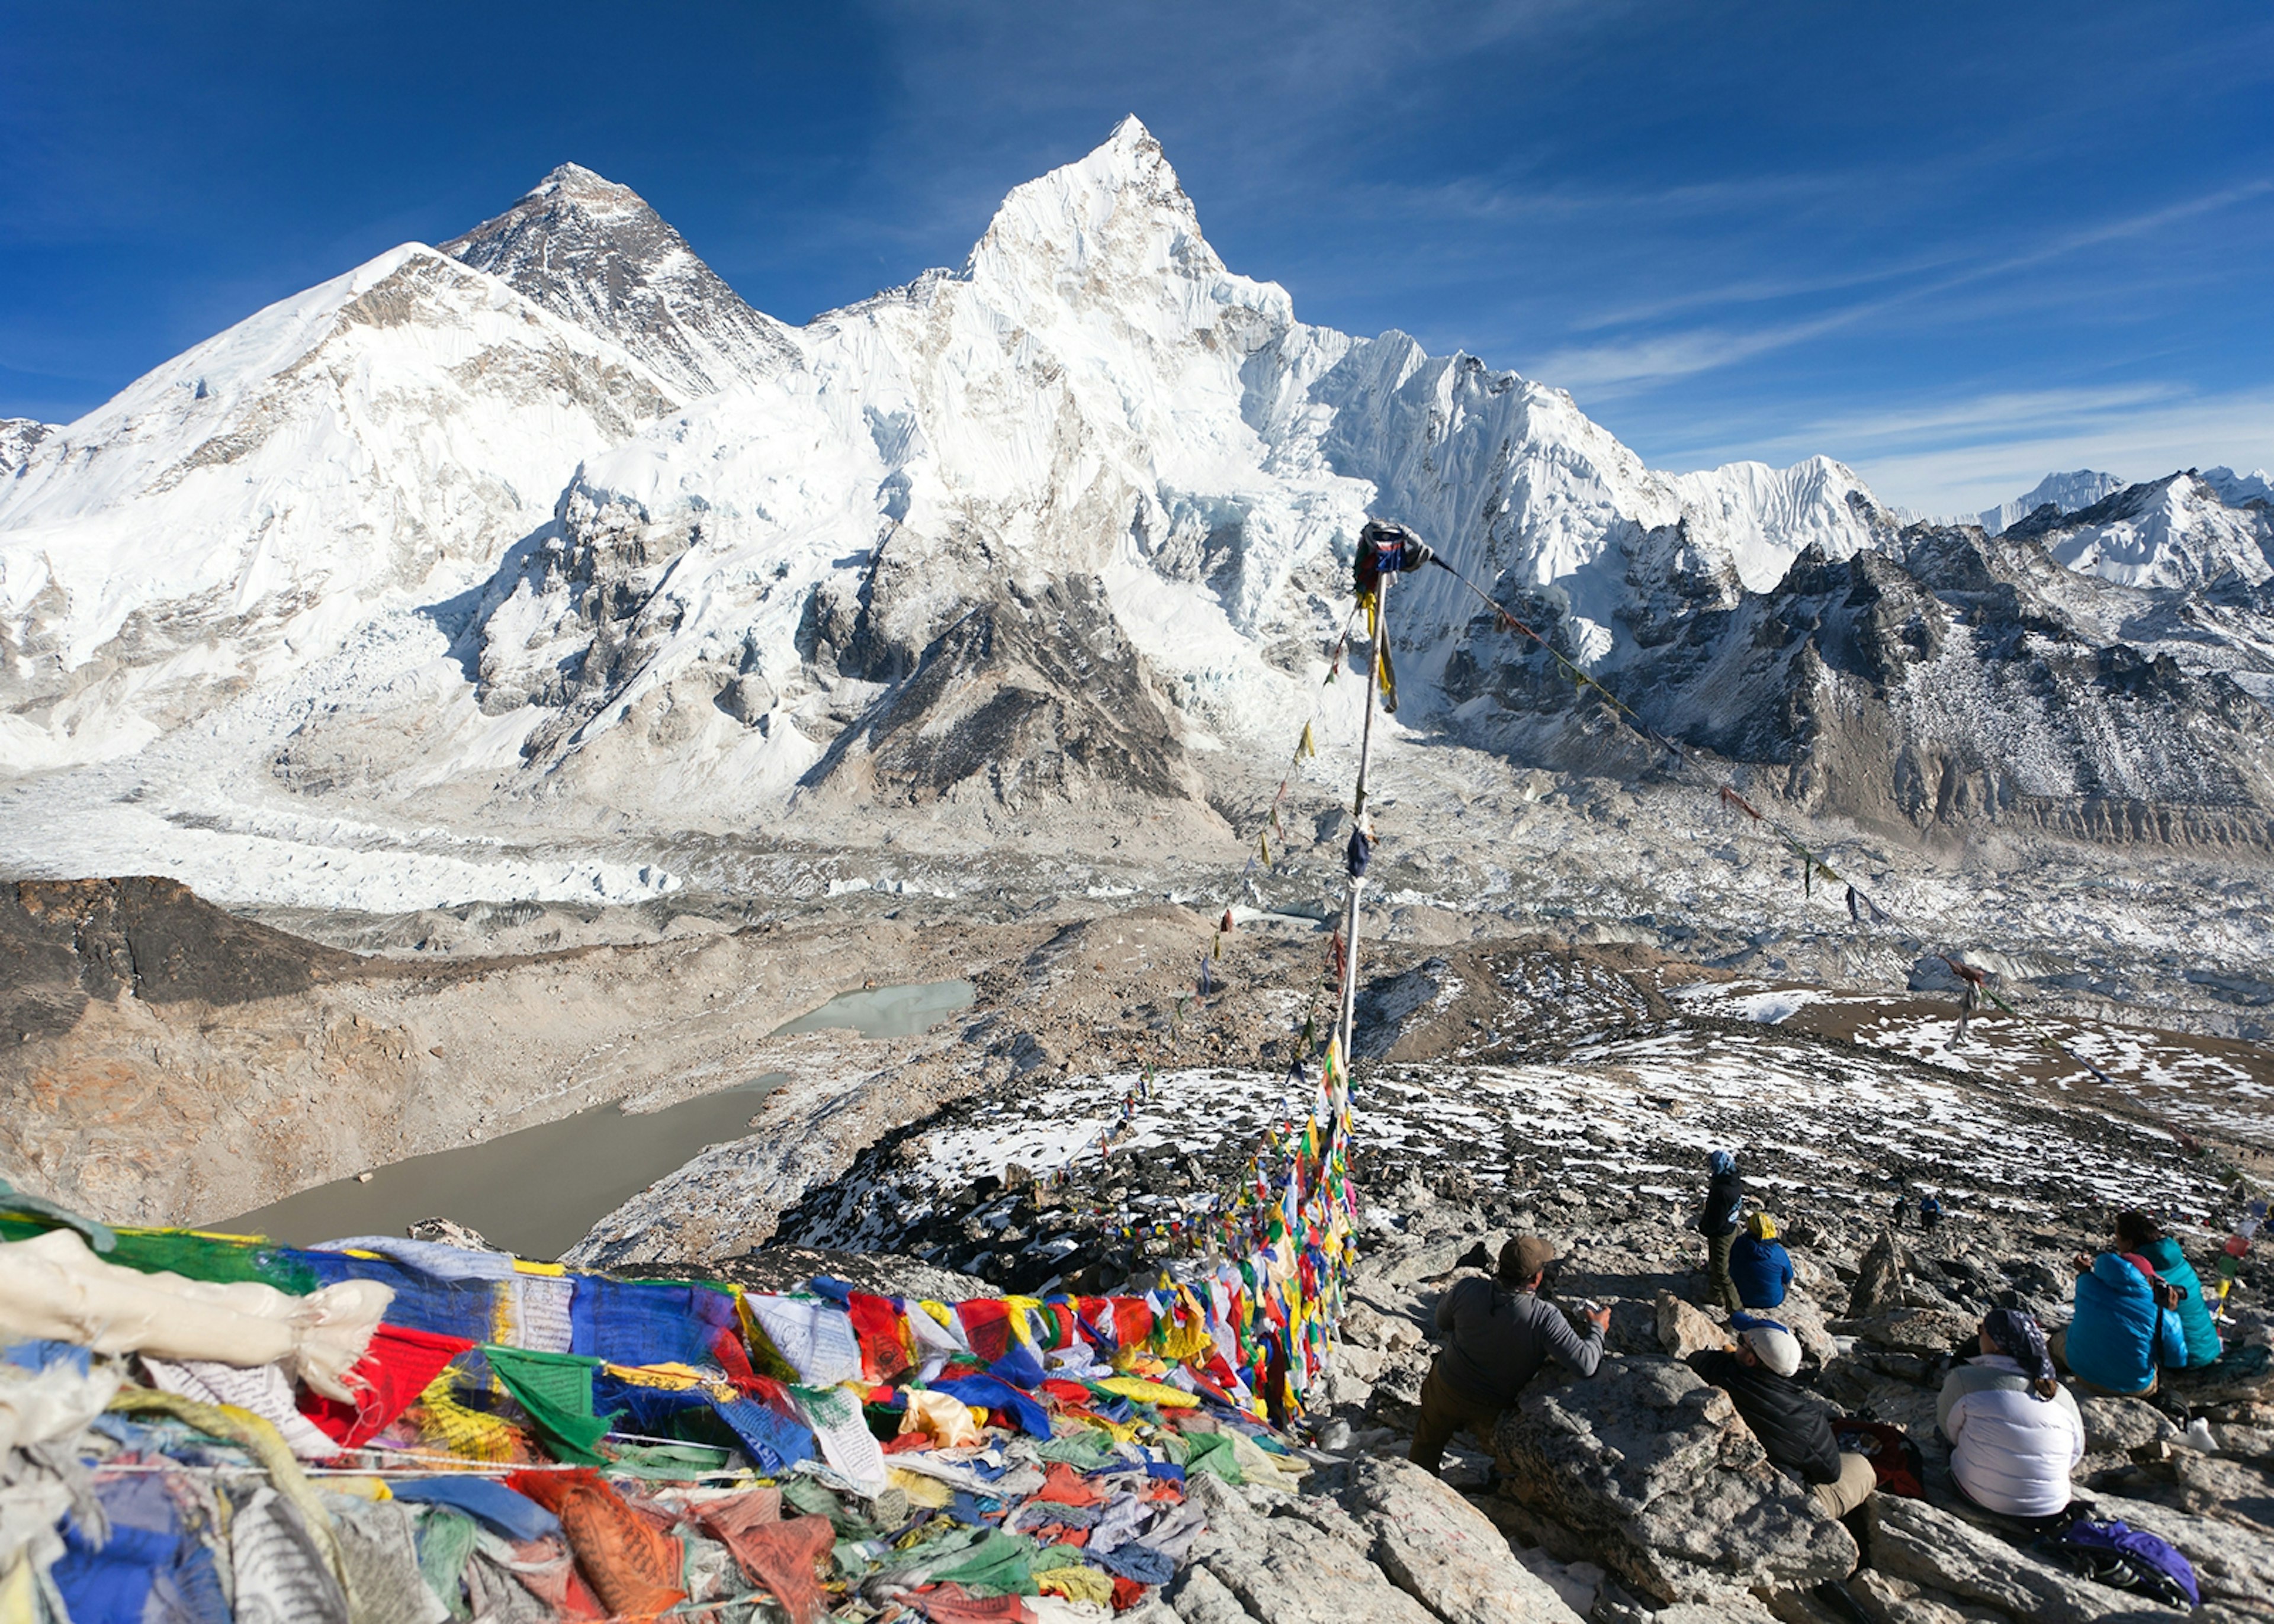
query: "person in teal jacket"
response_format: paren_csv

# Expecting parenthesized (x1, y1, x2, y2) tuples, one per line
(2049, 1250, 2176, 1395)
(2118, 1210, 2222, 1368)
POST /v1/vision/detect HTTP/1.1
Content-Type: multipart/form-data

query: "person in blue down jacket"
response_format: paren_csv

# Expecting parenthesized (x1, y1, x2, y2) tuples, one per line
(2050, 1247, 2186, 1395)
(2117, 1209, 2222, 1368)
(1729, 1211, 1795, 1310)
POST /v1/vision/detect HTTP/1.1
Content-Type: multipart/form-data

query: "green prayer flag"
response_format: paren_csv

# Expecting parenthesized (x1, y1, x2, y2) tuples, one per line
(1182, 1429, 1245, 1484)
(929, 1530, 1040, 1597)
(482, 1345, 616, 1465)
(414, 1506, 479, 1620)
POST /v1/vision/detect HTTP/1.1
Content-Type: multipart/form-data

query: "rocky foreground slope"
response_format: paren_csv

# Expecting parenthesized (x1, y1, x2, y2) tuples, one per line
(731, 954, 2274, 1620)
(7, 874, 2273, 1619)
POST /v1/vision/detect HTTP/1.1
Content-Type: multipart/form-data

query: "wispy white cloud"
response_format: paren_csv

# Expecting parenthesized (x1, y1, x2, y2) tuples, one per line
(1528, 181, 2274, 394)
(1660, 385, 2274, 517)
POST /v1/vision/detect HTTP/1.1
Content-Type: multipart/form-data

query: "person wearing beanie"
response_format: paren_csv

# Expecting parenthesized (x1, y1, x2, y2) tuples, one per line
(1409, 1234, 1611, 1476)
(1695, 1150, 1748, 1313)
(1938, 1308, 2084, 1520)
(1729, 1211, 1796, 1310)
(1690, 1314, 1875, 1518)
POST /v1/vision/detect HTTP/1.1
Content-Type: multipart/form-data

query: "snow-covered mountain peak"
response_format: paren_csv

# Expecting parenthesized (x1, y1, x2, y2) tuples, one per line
(0, 419, 52, 479)
(444, 164, 799, 396)
(1979, 469, 2125, 535)
(0, 239, 680, 770)
(21, 119, 2269, 876)
(2013, 469, 2274, 590)
(528, 161, 637, 205)
(2202, 466, 2274, 507)
(965, 117, 1286, 336)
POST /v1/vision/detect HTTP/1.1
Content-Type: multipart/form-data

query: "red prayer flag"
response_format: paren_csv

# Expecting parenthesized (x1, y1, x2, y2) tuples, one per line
(298, 1323, 474, 1448)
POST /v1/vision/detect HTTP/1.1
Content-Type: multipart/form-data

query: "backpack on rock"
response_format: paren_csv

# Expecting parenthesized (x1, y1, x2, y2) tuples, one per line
(2030, 1518, 2199, 1610)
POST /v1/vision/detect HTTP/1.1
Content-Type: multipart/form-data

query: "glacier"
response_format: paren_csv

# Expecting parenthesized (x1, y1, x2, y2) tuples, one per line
(2, 117, 2271, 911)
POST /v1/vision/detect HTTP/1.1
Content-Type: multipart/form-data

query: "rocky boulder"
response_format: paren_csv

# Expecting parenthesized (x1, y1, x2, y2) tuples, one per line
(1848, 1230, 1909, 1317)
(1655, 1292, 1726, 1359)
(1866, 1496, 2188, 1622)
(1173, 1473, 1441, 1624)
(2078, 1395, 2182, 1458)
(1835, 1307, 1977, 1358)
(1334, 1457, 1587, 1624)
(1771, 1296, 1842, 1369)
(1492, 1356, 1858, 1601)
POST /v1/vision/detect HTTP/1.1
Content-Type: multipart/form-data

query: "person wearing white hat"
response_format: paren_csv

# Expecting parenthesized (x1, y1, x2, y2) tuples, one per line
(1691, 1314, 1877, 1519)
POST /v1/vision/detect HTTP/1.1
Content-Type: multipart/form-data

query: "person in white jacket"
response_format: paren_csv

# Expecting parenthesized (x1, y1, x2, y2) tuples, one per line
(1937, 1307, 2086, 1520)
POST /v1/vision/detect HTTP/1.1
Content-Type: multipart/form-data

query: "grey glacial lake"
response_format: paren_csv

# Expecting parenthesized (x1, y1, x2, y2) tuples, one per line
(227, 978, 975, 1260)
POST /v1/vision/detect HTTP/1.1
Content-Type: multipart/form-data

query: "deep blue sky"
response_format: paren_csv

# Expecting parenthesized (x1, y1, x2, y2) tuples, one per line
(4, 1, 2269, 513)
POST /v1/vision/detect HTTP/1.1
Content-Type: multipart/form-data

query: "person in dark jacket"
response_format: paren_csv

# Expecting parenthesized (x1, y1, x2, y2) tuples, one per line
(1691, 1317, 1876, 1518)
(1729, 1211, 1795, 1310)
(2116, 1210, 2221, 1368)
(1409, 1234, 1611, 1475)
(1697, 1150, 1746, 1312)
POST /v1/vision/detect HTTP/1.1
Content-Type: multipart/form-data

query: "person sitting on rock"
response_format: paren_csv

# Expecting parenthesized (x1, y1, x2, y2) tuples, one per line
(1690, 1317, 1876, 1519)
(2122, 1251, 2194, 1374)
(1729, 1211, 1794, 1310)
(1696, 1150, 1746, 1313)
(1409, 1234, 1610, 1477)
(1938, 1307, 2085, 1521)
(2116, 1209, 2222, 1369)
(2048, 1245, 2181, 1395)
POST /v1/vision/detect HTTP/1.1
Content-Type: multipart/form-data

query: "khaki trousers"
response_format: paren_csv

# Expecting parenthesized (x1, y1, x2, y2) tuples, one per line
(1408, 1362, 1505, 1477)
(1813, 1449, 1878, 1519)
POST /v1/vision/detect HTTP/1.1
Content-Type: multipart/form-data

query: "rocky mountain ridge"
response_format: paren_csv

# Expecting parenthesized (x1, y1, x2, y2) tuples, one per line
(442, 160, 803, 396)
(3, 118, 2273, 905)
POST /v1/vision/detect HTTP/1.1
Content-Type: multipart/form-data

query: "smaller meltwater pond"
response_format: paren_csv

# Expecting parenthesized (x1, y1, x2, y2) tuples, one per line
(227, 979, 974, 1260)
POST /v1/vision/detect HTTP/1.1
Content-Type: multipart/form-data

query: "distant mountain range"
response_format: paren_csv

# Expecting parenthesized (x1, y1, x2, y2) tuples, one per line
(4, 117, 2272, 900)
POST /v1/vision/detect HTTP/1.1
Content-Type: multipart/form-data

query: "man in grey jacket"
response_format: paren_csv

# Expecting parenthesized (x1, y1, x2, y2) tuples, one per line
(1409, 1234, 1610, 1475)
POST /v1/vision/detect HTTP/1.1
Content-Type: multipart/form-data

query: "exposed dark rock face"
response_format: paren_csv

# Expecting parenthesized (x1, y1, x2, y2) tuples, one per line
(0, 876, 356, 1039)
(657, 1244, 998, 1303)
(0, 418, 52, 479)
(469, 472, 1206, 812)
(445, 162, 801, 395)
(1448, 514, 2274, 847)
(802, 571, 1202, 809)
(1350, 944, 1675, 1064)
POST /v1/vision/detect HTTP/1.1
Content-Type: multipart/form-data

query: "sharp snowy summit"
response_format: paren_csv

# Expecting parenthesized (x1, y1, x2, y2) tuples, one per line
(4, 118, 2272, 908)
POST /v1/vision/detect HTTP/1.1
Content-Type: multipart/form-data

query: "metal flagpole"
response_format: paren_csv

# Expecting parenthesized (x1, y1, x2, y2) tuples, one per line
(1335, 568, 1390, 1061)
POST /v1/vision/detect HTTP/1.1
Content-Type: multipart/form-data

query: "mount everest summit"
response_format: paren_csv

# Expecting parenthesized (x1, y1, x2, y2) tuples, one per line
(4, 118, 2273, 909)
